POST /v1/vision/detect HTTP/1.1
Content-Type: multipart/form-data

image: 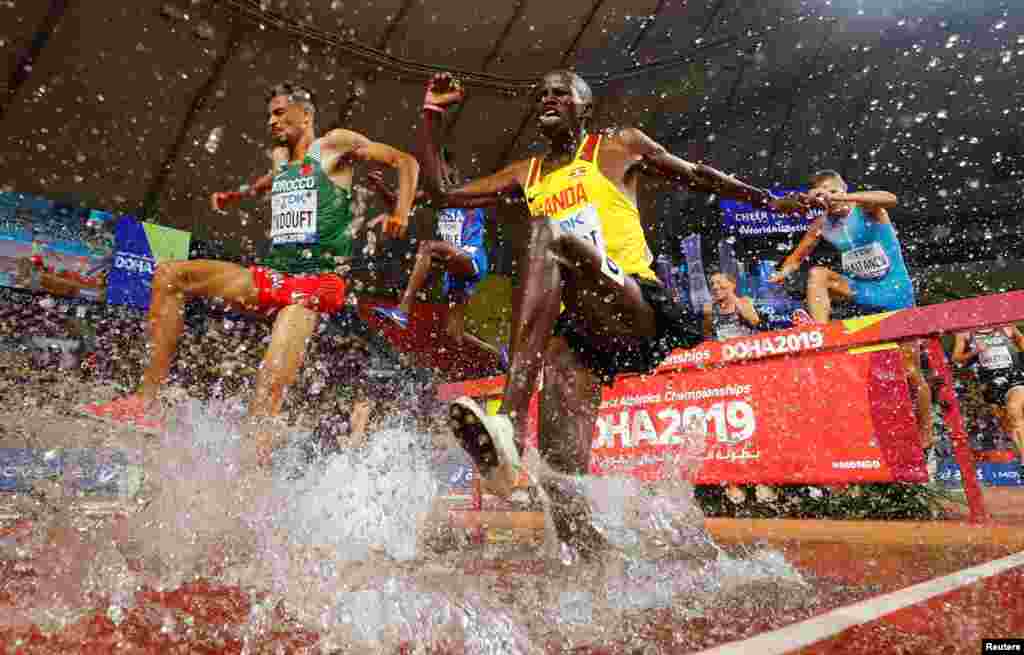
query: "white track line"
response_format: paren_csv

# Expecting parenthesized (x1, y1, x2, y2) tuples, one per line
(696, 549, 1024, 655)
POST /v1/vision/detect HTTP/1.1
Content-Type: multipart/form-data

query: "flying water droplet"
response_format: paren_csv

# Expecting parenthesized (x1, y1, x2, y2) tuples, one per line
(205, 126, 224, 154)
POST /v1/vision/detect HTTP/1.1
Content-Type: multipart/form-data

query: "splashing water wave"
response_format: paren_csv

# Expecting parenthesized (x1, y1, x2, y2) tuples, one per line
(1, 396, 809, 653)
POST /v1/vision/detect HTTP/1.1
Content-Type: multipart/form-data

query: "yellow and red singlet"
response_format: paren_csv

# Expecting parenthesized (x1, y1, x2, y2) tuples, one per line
(523, 133, 655, 281)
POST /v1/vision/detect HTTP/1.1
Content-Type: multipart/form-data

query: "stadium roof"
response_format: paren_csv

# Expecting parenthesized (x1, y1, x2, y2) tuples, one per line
(1, 0, 1020, 256)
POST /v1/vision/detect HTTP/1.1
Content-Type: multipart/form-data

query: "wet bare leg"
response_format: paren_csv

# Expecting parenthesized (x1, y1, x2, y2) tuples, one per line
(398, 240, 474, 315)
(806, 265, 853, 324)
(249, 304, 320, 466)
(538, 337, 601, 475)
(1005, 387, 1024, 457)
(142, 260, 259, 405)
(531, 234, 657, 556)
(498, 221, 563, 445)
(445, 301, 502, 359)
(901, 341, 935, 451)
(536, 337, 612, 556)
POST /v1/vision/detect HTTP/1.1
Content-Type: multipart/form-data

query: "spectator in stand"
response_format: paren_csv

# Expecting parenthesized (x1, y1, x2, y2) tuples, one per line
(952, 324, 1024, 465)
(703, 270, 760, 341)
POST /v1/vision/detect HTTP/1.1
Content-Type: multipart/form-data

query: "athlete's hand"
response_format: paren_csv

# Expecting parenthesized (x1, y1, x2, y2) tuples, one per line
(210, 191, 239, 212)
(367, 214, 388, 231)
(768, 194, 808, 215)
(380, 213, 408, 239)
(424, 73, 465, 109)
(805, 189, 834, 209)
(768, 268, 792, 284)
(365, 170, 396, 202)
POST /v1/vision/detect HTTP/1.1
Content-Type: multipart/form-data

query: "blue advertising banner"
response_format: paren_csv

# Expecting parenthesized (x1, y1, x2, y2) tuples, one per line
(936, 457, 1023, 487)
(106, 218, 191, 310)
(720, 188, 822, 237)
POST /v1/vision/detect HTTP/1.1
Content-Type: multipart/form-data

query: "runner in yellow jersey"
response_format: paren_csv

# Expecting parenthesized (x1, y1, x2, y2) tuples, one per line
(417, 71, 791, 554)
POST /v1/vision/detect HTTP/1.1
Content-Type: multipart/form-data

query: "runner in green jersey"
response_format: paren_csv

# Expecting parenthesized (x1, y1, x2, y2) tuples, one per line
(81, 82, 419, 467)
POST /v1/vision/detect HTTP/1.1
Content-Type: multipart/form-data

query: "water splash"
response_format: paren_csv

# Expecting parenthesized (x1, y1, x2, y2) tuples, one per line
(2, 396, 809, 652)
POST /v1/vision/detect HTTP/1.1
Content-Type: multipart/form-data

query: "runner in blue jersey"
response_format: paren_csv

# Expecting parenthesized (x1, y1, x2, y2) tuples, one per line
(369, 148, 508, 368)
(770, 169, 934, 453)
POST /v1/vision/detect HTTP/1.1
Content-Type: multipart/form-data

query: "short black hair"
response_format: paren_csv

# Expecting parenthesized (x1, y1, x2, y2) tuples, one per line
(266, 81, 317, 114)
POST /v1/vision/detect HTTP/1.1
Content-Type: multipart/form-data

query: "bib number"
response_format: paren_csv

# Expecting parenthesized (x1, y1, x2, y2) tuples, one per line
(271, 189, 319, 245)
(980, 345, 1014, 370)
(842, 242, 891, 280)
(437, 209, 465, 248)
(552, 205, 605, 254)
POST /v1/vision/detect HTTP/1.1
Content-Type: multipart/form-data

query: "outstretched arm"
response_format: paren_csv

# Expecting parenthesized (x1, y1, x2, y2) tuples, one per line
(831, 190, 897, 211)
(618, 128, 780, 208)
(322, 129, 420, 238)
(210, 160, 283, 211)
(419, 74, 527, 209)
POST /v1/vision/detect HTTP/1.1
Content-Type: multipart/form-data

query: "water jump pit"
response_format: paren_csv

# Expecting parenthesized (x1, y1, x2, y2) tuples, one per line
(2, 400, 1024, 653)
(4, 294, 1024, 653)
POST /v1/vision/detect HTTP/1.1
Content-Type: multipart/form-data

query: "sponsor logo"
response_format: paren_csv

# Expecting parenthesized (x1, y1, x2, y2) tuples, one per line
(568, 166, 588, 179)
(831, 459, 882, 470)
(272, 176, 316, 194)
(114, 252, 156, 274)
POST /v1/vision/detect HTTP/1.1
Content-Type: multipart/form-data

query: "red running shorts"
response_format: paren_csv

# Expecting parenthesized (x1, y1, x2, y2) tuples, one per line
(249, 266, 347, 314)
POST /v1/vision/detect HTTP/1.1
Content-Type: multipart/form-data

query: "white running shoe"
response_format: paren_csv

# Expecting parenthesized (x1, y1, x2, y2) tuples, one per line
(449, 397, 521, 498)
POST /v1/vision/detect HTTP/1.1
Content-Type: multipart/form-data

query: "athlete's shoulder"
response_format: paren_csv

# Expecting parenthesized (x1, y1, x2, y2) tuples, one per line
(319, 128, 371, 153)
(604, 127, 667, 160)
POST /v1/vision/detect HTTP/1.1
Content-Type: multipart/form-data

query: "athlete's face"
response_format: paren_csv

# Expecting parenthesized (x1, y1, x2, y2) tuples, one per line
(709, 274, 736, 302)
(810, 176, 852, 218)
(535, 73, 590, 137)
(267, 95, 310, 147)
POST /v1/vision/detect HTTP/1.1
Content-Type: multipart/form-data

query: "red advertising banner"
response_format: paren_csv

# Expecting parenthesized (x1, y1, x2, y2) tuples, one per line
(592, 346, 926, 485)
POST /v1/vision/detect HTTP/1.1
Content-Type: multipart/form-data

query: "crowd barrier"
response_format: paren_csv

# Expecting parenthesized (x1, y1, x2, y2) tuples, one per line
(438, 291, 1024, 530)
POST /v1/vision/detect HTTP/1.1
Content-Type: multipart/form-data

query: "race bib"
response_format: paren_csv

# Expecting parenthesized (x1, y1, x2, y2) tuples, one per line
(717, 323, 750, 340)
(271, 188, 318, 245)
(842, 242, 891, 280)
(437, 209, 465, 248)
(979, 345, 1014, 370)
(551, 205, 606, 255)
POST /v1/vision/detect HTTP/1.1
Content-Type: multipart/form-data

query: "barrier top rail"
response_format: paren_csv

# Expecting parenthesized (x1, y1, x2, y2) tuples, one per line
(437, 290, 1024, 401)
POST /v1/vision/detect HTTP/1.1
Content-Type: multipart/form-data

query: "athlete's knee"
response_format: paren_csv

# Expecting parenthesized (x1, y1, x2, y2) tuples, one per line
(550, 234, 600, 271)
(152, 262, 186, 292)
